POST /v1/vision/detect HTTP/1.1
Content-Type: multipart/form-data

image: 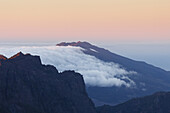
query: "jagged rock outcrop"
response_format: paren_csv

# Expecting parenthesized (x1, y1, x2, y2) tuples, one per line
(0, 52, 96, 113)
(97, 92, 170, 113)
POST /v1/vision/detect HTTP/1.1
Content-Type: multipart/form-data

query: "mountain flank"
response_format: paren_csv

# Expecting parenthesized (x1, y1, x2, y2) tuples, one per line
(97, 92, 170, 113)
(57, 41, 170, 106)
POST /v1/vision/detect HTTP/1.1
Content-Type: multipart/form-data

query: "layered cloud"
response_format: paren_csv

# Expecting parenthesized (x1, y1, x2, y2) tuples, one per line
(0, 45, 136, 87)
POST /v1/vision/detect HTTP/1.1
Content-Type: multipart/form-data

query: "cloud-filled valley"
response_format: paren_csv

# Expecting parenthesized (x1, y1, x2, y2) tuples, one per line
(0, 45, 136, 87)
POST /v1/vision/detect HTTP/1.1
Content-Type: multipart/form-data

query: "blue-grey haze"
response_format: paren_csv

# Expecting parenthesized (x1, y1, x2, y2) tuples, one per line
(101, 43, 170, 71)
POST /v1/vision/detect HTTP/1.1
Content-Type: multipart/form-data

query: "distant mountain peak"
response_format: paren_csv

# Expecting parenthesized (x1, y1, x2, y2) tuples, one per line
(57, 41, 170, 106)
(56, 41, 101, 53)
(56, 41, 92, 47)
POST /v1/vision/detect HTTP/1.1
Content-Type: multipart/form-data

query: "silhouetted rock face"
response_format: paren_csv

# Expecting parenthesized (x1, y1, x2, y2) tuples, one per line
(97, 92, 170, 113)
(0, 52, 96, 113)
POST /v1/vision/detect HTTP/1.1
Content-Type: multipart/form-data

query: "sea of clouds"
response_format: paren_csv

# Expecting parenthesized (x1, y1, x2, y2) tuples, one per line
(0, 45, 136, 87)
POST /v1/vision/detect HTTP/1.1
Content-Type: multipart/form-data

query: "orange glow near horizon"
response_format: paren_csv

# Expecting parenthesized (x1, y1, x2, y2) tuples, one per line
(0, 0, 170, 42)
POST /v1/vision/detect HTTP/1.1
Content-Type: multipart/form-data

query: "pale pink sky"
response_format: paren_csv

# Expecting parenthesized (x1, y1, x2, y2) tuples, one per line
(0, 0, 170, 43)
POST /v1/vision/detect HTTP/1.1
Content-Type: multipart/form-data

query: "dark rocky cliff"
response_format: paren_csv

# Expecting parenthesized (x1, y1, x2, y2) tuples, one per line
(0, 52, 96, 113)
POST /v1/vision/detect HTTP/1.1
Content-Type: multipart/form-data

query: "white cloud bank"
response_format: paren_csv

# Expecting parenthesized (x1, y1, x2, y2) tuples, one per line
(0, 45, 136, 87)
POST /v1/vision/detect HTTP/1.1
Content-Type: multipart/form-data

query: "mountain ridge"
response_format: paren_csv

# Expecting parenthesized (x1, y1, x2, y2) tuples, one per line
(57, 41, 170, 106)
(57, 41, 168, 72)
(0, 52, 96, 113)
(97, 91, 170, 113)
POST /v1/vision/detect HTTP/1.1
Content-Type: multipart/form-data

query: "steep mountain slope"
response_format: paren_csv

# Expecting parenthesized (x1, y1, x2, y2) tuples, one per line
(0, 52, 96, 113)
(97, 92, 170, 113)
(57, 41, 170, 106)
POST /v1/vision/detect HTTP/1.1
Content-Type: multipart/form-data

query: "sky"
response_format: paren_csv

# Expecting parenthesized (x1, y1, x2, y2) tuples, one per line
(0, 0, 169, 70)
(0, 0, 170, 43)
(101, 43, 170, 71)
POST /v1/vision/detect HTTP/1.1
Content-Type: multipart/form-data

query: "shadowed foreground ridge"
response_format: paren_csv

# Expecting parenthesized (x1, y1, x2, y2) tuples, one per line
(97, 92, 170, 113)
(0, 52, 96, 113)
